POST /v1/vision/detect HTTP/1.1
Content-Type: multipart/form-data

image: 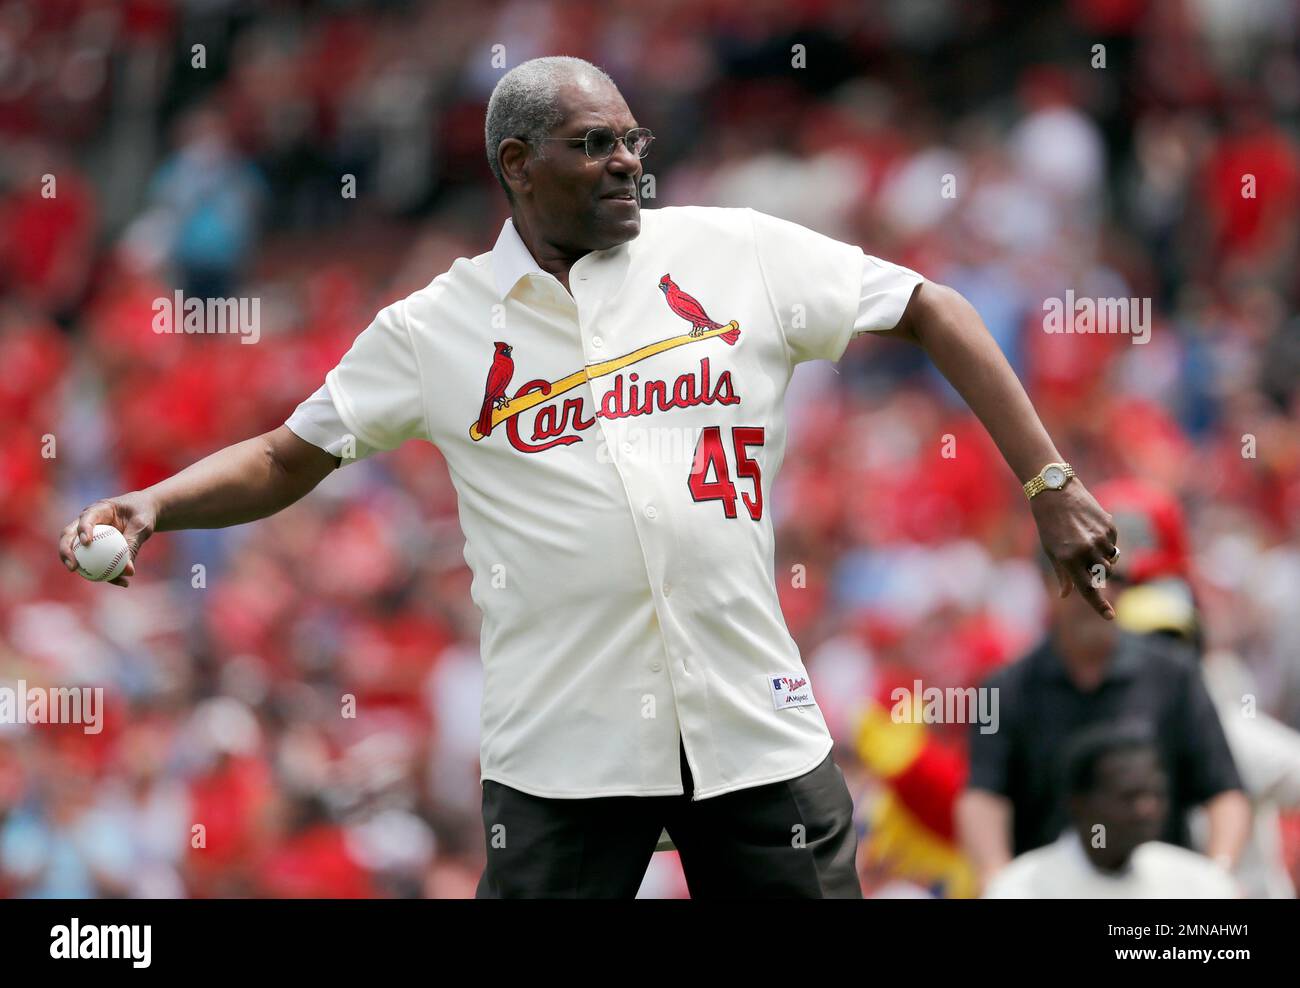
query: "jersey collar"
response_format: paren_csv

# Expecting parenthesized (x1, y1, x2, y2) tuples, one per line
(490, 216, 638, 301)
(490, 217, 547, 301)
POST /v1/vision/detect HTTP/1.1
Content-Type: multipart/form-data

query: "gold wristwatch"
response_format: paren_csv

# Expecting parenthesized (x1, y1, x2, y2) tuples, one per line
(1023, 461, 1075, 500)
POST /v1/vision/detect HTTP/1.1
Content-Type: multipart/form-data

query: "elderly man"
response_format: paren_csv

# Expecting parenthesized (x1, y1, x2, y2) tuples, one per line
(60, 56, 1119, 899)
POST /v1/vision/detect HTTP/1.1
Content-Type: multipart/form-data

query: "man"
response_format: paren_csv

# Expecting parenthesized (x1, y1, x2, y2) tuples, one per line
(984, 724, 1238, 898)
(60, 56, 1120, 898)
(957, 539, 1249, 894)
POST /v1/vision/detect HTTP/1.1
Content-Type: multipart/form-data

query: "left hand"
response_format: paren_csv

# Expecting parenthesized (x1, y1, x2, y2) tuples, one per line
(1030, 480, 1120, 620)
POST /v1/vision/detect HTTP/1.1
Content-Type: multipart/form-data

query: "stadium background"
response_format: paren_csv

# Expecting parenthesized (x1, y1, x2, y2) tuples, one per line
(2, 0, 1299, 898)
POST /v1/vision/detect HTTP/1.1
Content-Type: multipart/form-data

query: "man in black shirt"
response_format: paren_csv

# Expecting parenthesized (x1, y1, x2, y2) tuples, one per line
(957, 554, 1250, 893)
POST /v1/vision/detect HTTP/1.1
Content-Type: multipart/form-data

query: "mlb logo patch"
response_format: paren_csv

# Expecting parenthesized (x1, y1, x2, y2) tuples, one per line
(768, 673, 816, 711)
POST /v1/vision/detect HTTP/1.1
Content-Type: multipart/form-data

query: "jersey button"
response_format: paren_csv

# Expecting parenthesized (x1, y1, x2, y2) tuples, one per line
(643, 504, 658, 520)
(621, 441, 634, 456)
(662, 582, 672, 597)
(650, 661, 662, 673)
(592, 335, 604, 348)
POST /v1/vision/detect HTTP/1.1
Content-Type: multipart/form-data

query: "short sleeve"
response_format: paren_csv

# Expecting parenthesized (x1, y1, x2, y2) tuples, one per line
(966, 671, 1016, 797)
(1227, 713, 1300, 804)
(853, 255, 925, 340)
(966, 710, 1013, 797)
(749, 208, 923, 365)
(287, 299, 428, 463)
(284, 385, 381, 462)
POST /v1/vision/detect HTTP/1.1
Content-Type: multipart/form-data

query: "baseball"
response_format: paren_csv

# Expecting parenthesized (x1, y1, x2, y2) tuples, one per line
(73, 525, 131, 582)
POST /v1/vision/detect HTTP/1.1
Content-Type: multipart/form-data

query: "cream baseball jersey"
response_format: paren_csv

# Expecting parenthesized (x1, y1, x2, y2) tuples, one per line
(285, 206, 924, 799)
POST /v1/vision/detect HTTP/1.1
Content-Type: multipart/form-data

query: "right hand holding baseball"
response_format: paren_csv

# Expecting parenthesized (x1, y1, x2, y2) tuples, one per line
(59, 493, 159, 588)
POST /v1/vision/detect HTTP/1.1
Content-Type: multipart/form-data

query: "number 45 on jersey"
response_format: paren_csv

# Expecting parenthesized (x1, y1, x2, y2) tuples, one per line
(688, 425, 765, 520)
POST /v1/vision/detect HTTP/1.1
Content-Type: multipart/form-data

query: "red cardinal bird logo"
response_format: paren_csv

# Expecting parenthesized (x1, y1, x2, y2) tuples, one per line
(478, 341, 515, 438)
(659, 274, 738, 342)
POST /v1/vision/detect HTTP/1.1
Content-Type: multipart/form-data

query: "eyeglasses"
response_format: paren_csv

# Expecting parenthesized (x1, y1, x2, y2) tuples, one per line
(535, 127, 654, 160)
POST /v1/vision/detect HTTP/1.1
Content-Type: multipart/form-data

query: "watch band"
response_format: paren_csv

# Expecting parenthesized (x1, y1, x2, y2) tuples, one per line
(1024, 462, 1075, 500)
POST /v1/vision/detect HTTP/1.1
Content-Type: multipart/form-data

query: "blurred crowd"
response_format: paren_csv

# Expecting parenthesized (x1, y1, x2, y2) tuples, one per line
(1, 0, 1298, 898)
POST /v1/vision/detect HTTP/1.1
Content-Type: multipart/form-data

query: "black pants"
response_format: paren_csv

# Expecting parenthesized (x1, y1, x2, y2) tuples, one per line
(476, 738, 862, 898)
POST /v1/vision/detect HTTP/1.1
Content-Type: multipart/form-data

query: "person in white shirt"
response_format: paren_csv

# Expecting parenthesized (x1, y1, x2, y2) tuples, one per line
(985, 723, 1238, 898)
(60, 55, 1122, 898)
(1199, 648, 1300, 898)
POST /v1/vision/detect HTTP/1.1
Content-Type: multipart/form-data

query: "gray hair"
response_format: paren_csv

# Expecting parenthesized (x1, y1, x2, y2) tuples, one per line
(484, 56, 616, 199)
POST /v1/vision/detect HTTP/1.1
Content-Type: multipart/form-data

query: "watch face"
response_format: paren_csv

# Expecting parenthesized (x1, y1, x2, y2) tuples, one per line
(1043, 466, 1066, 489)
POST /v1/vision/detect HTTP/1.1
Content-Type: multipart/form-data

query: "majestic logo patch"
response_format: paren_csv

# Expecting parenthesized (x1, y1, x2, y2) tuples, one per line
(768, 674, 816, 711)
(470, 276, 742, 452)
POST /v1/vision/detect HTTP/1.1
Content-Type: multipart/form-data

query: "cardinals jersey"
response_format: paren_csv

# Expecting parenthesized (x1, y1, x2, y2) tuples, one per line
(285, 206, 923, 799)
